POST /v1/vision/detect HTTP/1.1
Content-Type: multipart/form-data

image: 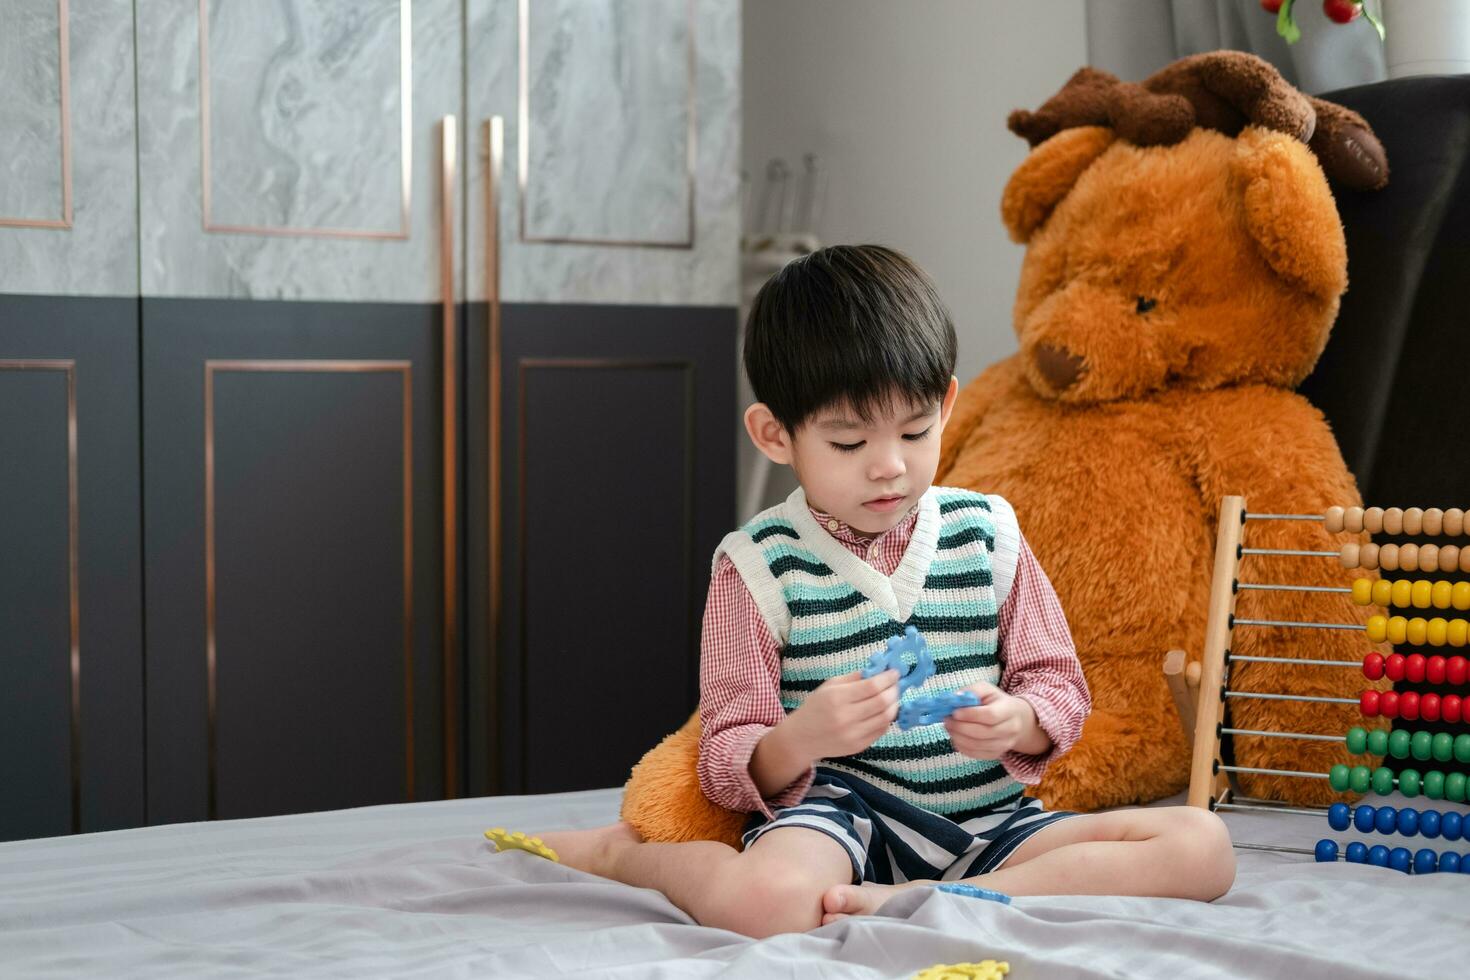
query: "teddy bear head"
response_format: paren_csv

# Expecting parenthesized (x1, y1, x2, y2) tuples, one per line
(999, 53, 1384, 405)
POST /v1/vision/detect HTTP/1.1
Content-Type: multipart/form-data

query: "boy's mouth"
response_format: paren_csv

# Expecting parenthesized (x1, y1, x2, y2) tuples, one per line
(863, 494, 907, 513)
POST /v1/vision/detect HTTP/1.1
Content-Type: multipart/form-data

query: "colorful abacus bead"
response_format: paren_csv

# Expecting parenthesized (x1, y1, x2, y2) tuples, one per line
(1374, 806, 1397, 835)
(1442, 853, 1462, 873)
(1362, 652, 1384, 679)
(1368, 845, 1391, 867)
(1397, 808, 1419, 836)
(1389, 847, 1413, 873)
(1346, 841, 1369, 863)
(1367, 727, 1390, 756)
(1372, 766, 1396, 795)
(1446, 812, 1465, 841)
(1421, 810, 1442, 838)
(1315, 839, 1339, 863)
(1414, 849, 1438, 874)
(1329, 802, 1351, 831)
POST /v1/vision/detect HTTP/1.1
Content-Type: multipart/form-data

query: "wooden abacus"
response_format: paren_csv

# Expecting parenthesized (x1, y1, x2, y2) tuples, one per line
(1188, 497, 1470, 875)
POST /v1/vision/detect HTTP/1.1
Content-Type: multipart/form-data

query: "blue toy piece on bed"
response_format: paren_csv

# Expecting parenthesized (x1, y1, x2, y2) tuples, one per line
(935, 882, 1012, 905)
(861, 626, 981, 730)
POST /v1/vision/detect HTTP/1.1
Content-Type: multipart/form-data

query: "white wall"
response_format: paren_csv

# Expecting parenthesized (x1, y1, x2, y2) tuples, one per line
(742, 0, 1088, 382)
(737, 0, 1088, 517)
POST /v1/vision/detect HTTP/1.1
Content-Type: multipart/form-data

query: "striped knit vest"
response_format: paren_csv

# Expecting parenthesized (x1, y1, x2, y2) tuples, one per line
(716, 486, 1025, 818)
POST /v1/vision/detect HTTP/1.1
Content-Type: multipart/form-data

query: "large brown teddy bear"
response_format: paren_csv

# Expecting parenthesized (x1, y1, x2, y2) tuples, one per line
(620, 52, 1390, 846)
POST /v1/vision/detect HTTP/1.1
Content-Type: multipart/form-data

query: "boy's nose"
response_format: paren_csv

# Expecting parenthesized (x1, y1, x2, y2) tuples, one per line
(869, 452, 905, 481)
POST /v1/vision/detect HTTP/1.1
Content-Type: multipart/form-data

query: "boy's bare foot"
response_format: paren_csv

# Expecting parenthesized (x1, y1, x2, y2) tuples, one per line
(527, 821, 643, 877)
(820, 881, 909, 924)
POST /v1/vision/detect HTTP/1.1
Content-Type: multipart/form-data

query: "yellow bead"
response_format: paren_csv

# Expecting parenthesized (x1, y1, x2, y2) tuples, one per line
(1428, 618, 1449, 646)
(1412, 580, 1433, 609)
(1372, 579, 1393, 607)
(1388, 616, 1409, 645)
(1433, 581, 1453, 609)
(1392, 579, 1413, 609)
(1449, 618, 1469, 648)
(1351, 578, 1373, 605)
(1407, 618, 1428, 646)
(1454, 582, 1470, 612)
(1367, 615, 1388, 642)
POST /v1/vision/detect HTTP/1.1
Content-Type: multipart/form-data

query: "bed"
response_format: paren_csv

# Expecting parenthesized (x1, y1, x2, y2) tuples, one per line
(1, 787, 1463, 979)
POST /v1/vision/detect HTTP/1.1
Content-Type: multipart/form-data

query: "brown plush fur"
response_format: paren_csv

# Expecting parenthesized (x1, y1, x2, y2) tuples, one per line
(620, 58, 1392, 844)
(937, 124, 1389, 810)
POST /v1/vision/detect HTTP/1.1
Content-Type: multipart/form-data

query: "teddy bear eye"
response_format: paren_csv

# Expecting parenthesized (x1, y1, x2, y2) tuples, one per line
(1136, 296, 1157, 314)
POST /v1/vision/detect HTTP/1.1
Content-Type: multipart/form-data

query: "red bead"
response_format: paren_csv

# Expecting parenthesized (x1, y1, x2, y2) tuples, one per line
(1427, 655, 1447, 685)
(1421, 693, 1442, 722)
(1406, 654, 1427, 683)
(1400, 691, 1421, 720)
(1444, 695, 1464, 724)
(1385, 654, 1406, 681)
(1380, 691, 1400, 719)
(1363, 652, 1385, 680)
(1360, 690, 1381, 716)
(1448, 656, 1468, 686)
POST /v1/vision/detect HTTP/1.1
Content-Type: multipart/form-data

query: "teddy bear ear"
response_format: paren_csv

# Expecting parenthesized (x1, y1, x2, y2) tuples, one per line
(1001, 126, 1115, 244)
(1232, 126, 1348, 299)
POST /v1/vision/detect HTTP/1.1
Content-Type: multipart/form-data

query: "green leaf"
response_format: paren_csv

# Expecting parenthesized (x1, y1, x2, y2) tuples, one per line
(1277, 0, 1301, 44)
(1361, 2, 1386, 42)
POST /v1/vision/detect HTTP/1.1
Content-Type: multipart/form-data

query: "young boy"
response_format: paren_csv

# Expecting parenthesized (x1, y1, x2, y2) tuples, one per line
(517, 244, 1235, 938)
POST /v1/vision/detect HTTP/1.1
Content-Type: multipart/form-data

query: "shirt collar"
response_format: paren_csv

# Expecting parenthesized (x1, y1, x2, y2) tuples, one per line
(807, 501, 920, 548)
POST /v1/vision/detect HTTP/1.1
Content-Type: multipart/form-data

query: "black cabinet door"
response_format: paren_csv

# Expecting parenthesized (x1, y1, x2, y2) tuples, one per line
(1, 296, 144, 842)
(141, 298, 452, 823)
(465, 302, 736, 796)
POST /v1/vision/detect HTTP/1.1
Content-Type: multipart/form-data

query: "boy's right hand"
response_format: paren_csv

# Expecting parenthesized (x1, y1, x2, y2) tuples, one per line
(784, 669, 901, 760)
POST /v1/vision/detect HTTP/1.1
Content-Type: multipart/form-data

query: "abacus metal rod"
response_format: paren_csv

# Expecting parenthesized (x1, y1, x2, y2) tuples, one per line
(1243, 513, 1326, 521)
(1227, 653, 1361, 667)
(1232, 842, 1316, 855)
(1214, 801, 1325, 818)
(1225, 691, 1359, 705)
(1220, 726, 1342, 743)
(1232, 617, 1363, 630)
(1240, 547, 1338, 557)
(1236, 583, 1350, 594)
(1218, 764, 1329, 779)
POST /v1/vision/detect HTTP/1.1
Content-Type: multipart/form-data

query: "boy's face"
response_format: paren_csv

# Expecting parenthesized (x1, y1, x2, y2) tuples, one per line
(747, 378, 959, 536)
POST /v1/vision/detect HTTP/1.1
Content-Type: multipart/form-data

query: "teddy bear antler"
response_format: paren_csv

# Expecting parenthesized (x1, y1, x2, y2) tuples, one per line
(1011, 51, 1387, 190)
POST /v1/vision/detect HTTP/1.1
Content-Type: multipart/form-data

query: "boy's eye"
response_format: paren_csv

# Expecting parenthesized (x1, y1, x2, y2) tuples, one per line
(902, 426, 933, 442)
(829, 440, 864, 453)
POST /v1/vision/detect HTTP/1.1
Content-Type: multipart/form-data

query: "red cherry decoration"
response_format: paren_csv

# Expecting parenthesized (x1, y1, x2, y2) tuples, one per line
(1323, 0, 1361, 24)
(1261, 0, 1284, 11)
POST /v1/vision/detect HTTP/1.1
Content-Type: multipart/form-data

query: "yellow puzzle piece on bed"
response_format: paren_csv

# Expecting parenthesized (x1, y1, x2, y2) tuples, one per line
(913, 962, 1009, 980)
(484, 827, 559, 863)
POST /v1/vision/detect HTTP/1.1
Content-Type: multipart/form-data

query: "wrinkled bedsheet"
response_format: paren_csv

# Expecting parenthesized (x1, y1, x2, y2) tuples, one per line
(1, 788, 1464, 978)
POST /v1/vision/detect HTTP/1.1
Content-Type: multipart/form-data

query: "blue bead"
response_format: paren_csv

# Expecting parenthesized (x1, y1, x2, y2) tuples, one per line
(1461, 853, 1470, 874)
(1389, 847, 1412, 873)
(1345, 841, 1369, 863)
(1329, 803, 1351, 832)
(1374, 806, 1397, 835)
(1397, 808, 1420, 836)
(1368, 845, 1391, 866)
(1442, 811, 1463, 842)
(1420, 809, 1442, 839)
(1353, 804, 1375, 833)
(1414, 848, 1438, 874)
(1314, 839, 1339, 863)
(1440, 852, 1461, 873)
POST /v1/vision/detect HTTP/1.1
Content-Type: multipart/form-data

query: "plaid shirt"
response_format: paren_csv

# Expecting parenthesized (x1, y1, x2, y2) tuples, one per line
(698, 503, 1090, 817)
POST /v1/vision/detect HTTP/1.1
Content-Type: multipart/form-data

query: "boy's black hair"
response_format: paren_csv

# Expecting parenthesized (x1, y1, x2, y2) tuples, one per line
(743, 244, 957, 431)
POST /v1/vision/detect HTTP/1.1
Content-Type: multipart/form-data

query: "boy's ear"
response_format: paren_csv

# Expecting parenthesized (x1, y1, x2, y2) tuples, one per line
(938, 376, 959, 429)
(744, 403, 794, 465)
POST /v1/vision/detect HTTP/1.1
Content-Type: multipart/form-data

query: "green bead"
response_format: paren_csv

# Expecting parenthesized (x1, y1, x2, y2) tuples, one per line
(1445, 772, 1467, 803)
(1350, 765, 1372, 793)
(1372, 766, 1396, 795)
(1329, 764, 1351, 791)
(1456, 734, 1470, 765)
(1366, 728, 1390, 756)
(1389, 729, 1412, 759)
(1412, 731, 1434, 761)
(1399, 768, 1422, 797)
(1432, 732, 1454, 763)
(1424, 770, 1446, 800)
(1346, 726, 1368, 755)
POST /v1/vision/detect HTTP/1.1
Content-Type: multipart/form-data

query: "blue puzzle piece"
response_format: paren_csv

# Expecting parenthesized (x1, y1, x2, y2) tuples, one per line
(861, 625, 933, 695)
(936, 882, 1011, 904)
(897, 690, 980, 731)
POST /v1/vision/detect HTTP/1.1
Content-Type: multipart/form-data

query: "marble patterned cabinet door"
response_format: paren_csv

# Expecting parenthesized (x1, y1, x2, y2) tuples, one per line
(136, 0, 461, 302)
(465, 0, 740, 307)
(0, 0, 138, 297)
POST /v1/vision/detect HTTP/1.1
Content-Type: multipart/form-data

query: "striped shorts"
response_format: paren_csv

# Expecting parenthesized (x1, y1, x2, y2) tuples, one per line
(741, 767, 1077, 885)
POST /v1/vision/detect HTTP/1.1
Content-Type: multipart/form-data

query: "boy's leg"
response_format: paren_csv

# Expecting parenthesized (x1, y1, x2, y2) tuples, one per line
(821, 806, 1235, 922)
(537, 821, 855, 938)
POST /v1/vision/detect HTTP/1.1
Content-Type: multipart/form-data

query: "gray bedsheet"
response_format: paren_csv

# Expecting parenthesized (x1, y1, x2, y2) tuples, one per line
(1, 788, 1464, 978)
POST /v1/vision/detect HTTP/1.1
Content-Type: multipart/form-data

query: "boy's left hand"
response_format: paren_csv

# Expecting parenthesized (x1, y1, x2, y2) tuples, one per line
(943, 683, 1050, 759)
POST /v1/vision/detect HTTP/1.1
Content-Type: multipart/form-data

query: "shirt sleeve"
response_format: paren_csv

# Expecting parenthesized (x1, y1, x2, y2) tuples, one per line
(696, 555, 814, 817)
(996, 530, 1092, 785)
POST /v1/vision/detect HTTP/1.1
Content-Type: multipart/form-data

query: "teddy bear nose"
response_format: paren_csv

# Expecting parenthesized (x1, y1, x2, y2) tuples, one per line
(1033, 344, 1085, 390)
